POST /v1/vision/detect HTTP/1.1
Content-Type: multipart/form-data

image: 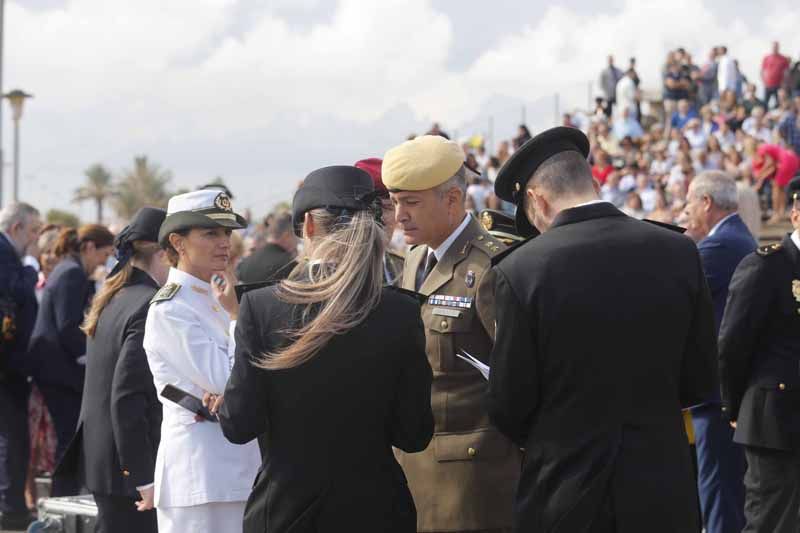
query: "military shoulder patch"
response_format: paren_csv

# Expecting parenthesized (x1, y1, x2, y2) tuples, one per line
(150, 282, 181, 305)
(756, 242, 783, 257)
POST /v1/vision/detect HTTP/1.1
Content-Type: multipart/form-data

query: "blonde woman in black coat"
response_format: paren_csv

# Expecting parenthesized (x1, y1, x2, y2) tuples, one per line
(216, 166, 434, 533)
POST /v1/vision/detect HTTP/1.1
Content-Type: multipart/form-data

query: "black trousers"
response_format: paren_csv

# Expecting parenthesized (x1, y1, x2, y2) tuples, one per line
(93, 493, 157, 533)
(743, 445, 800, 533)
(0, 380, 30, 514)
(39, 385, 81, 496)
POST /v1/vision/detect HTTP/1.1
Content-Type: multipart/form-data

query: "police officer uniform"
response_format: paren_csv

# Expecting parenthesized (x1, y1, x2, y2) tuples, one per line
(488, 127, 718, 533)
(57, 207, 166, 533)
(383, 135, 521, 533)
(718, 204, 800, 532)
(143, 190, 261, 533)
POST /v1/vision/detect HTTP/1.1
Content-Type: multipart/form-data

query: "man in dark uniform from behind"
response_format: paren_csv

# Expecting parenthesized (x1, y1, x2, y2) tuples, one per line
(57, 208, 168, 533)
(355, 158, 405, 285)
(236, 210, 297, 284)
(718, 190, 800, 532)
(488, 127, 718, 532)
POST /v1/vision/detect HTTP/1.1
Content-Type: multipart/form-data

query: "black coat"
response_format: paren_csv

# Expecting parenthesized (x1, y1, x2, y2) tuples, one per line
(28, 255, 94, 393)
(719, 233, 800, 451)
(58, 268, 162, 497)
(219, 286, 434, 533)
(237, 243, 297, 284)
(488, 203, 718, 533)
(0, 233, 38, 381)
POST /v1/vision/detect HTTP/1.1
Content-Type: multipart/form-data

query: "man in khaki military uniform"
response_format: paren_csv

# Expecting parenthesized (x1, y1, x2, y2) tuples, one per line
(383, 135, 521, 533)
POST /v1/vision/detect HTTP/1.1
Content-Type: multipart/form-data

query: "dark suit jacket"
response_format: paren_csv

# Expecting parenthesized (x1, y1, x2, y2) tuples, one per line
(489, 203, 718, 533)
(697, 214, 757, 333)
(219, 286, 434, 533)
(0, 233, 38, 381)
(28, 255, 94, 393)
(237, 243, 297, 284)
(719, 234, 800, 451)
(58, 268, 162, 496)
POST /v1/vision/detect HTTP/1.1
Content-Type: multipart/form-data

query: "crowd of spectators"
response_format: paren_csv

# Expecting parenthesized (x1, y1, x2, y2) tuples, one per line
(448, 41, 800, 239)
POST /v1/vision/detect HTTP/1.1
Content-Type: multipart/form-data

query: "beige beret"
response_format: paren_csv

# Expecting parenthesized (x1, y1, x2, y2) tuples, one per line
(382, 135, 466, 191)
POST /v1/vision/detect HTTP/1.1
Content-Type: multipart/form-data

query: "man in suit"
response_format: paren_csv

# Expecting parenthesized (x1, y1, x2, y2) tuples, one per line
(718, 192, 800, 532)
(355, 157, 404, 285)
(383, 135, 521, 533)
(0, 203, 41, 530)
(237, 210, 297, 284)
(58, 208, 167, 533)
(683, 170, 756, 533)
(489, 127, 718, 532)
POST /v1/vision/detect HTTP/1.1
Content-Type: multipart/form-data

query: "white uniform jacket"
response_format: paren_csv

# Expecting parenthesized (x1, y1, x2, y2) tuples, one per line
(143, 267, 260, 508)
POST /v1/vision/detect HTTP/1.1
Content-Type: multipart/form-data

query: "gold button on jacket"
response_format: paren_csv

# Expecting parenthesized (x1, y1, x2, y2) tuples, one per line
(395, 216, 521, 532)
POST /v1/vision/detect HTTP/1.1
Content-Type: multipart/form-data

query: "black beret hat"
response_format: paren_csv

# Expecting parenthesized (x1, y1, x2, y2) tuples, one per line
(494, 126, 590, 237)
(109, 207, 166, 277)
(292, 165, 376, 237)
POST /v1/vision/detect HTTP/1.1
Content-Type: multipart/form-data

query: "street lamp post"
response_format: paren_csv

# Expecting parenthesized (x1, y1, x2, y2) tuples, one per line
(4, 89, 32, 202)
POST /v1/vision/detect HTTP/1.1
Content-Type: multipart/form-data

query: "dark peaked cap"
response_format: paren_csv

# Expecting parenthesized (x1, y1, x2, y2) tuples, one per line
(291, 165, 376, 237)
(494, 126, 590, 237)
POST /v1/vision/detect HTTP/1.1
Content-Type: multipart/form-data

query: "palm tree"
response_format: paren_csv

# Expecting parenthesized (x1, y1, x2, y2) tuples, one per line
(112, 156, 173, 220)
(74, 164, 115, 223)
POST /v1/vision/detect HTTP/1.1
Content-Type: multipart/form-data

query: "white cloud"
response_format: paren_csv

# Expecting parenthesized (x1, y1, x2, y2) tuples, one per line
(3, 0, 799, 219)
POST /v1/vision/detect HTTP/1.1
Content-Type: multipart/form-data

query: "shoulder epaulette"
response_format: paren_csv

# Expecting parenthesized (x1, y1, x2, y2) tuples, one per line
(150, 282, 181, 305)
(470, 233, 505, 257)
(757, 242, 783, 257)
(491, 238, 530, 266)
(387, 248, 406, 259)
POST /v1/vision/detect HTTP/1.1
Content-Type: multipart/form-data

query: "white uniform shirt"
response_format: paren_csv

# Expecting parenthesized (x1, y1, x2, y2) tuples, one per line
(143, 267, 260, 508)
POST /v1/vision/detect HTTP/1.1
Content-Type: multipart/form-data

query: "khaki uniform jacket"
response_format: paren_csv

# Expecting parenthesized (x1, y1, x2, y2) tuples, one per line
(395, 216, 522, 532)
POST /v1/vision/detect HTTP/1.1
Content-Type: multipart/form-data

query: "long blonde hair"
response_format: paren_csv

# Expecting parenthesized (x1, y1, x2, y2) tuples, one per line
(256, 208, 385, 370)
(81, 241, 161, 337)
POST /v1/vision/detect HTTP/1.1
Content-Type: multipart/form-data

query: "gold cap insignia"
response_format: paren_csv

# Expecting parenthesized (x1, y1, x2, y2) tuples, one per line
(214, 193, 232, 212)
(480, 211, 494, 231)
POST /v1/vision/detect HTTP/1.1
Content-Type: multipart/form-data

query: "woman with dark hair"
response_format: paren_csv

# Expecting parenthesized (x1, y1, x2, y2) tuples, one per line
(56, 208, 168, 532)
(143, 190, 261, 532)
(513, 124, 533, 150)
(216, 166, 434, 533)
(28, 223, 114, 495)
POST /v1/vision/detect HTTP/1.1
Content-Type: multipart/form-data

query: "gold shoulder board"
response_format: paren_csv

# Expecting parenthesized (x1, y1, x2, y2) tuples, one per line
(756, 243, 782, 257)
(150, 282, 181, 305)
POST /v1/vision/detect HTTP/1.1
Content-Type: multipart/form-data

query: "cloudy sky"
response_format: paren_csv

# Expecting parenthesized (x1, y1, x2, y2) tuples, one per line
(3, 0, 799, 221)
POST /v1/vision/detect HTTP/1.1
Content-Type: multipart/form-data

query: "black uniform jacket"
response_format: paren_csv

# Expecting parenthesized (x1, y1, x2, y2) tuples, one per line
(219, 285, 434, 533)
(488, 202, 718, 533)
(719, 233, 800, 451)
(28, 255, 94, 393)
(237, 243, 297, 284)
(59, 268, 162, 495)
(0, 233, 38, 381)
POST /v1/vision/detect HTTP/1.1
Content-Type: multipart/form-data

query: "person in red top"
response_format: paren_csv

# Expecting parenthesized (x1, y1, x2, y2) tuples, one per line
(591, 148, 614, 185)
(761, 42, 790, 109)
(753, 143, 800, 223)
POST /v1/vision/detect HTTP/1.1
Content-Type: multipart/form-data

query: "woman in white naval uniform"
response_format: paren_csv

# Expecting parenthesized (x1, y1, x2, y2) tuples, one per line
(143, 189, 260, 532)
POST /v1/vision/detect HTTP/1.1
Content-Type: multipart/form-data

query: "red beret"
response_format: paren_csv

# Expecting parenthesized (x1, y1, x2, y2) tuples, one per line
(354, 158, 387, 197)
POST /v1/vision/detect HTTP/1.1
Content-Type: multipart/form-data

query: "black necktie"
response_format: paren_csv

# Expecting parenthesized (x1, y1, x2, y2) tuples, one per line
(416, 252, 437, 291)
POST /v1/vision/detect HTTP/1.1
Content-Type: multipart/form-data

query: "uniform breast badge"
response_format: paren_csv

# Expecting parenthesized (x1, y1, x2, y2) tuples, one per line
(465, 270, 476, 288)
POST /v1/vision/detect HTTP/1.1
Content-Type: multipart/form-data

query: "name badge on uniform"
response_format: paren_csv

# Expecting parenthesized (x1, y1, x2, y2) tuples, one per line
(428, 294, 473, 309)
(432, 308, 462, 318)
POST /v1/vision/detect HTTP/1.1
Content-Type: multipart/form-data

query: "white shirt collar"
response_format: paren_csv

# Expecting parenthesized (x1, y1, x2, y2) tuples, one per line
(573, 199, 612, 209)
(168, 267, 211, 293)
(708, 212, 737, 237)
(791, 230, 800, 252)
(431, 213, 471, 262)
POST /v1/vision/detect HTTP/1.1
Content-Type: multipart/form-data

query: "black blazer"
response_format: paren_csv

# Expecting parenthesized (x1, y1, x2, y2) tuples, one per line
(58, 268, 162, 496)
(28, 255, 94, 393)
(719, 233, 800, 451)
(0, 233, 38, 381)
(237, 243, 297, 284)
(219, 286, 434, 533)
(488, 203, 718, 533)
